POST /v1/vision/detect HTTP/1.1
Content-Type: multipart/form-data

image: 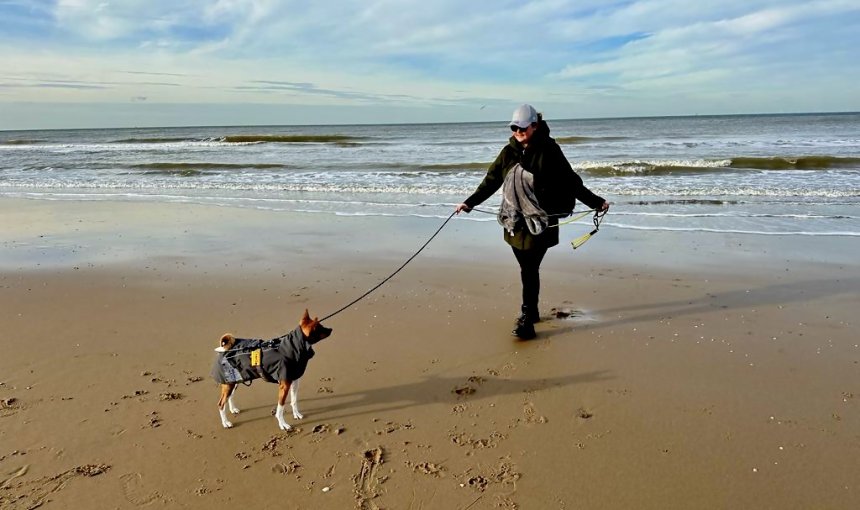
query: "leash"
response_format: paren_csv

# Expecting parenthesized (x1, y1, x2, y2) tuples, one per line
(571, 209, 607, 249)
(319, 205, 605, 321)
(320, 211, 457, 322)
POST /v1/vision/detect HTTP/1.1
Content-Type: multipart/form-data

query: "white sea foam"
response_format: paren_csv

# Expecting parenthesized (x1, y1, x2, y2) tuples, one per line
(604, 222, 860, 237)
(3, 114, 859, 237)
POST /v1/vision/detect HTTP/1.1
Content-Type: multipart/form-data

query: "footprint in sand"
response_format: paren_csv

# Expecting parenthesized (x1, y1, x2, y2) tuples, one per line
(353, 447, 384, 509)
(1, 464, 110, 509)
(458, 457, 521, 494)
(522, 402, 547, 424)
(119, 472, 165, 506)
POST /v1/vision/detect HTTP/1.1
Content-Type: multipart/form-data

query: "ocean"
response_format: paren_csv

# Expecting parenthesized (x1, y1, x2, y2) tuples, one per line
(2, 113, 859, 238)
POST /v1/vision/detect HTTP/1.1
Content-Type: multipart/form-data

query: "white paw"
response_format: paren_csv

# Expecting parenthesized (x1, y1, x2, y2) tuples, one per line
(292, 409, 304, 420)
(221, 419, 233, 429)
(278, 421, 292, 431)
(229, 405, 241, 415)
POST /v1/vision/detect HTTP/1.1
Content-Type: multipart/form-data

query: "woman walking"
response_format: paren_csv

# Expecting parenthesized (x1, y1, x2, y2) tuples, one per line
(455, 104, 609, 339)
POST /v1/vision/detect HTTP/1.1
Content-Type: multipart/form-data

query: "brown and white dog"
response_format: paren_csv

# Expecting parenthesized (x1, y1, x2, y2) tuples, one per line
(213, 310, 332, 430)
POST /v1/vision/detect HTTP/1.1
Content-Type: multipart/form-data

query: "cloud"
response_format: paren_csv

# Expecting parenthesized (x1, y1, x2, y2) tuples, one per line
(0, 0, 857, 128)
(550, 0, 860, 92)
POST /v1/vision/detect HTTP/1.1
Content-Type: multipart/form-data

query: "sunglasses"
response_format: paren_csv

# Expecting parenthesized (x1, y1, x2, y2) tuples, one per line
(510, 124, 532, 133)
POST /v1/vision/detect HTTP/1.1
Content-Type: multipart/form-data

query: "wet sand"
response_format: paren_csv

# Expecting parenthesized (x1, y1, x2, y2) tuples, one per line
(1, 198, 858, 509)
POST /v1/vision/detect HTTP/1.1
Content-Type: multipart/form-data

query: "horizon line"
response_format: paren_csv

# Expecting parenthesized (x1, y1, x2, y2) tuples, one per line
(2, 110, 858, 133)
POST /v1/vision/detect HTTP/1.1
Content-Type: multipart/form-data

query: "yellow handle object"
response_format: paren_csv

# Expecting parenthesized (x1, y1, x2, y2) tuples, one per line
(571, 231, 595, 249)
(250, 349, 262, 367)
(570, 210, 607, 250)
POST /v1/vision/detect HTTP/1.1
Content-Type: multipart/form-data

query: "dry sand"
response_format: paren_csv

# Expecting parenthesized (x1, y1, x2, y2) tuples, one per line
(1, 198, 858, 509)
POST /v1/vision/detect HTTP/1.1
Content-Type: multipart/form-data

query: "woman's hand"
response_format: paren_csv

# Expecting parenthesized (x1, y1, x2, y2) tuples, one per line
(454, 203, 472, 215)
(599, 201, 610, 212)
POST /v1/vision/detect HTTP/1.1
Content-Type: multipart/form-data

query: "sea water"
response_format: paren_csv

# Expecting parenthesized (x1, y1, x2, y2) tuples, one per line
(2, 113, 859, 238)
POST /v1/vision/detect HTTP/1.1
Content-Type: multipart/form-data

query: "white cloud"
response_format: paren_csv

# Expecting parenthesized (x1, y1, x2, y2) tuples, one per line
(552, 0, 860, 86)
(0, 0, 857, 128)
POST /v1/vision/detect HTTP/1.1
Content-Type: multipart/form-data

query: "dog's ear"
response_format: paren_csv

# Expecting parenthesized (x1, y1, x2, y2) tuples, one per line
(302, 309, 311, 323)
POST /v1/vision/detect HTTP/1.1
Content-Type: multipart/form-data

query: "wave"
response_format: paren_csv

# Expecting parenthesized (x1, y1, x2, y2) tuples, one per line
(367, 155, 850, 175)
(137, 168, 205, 177)
(106, 134, 364, 145)
(556, 136, 628, 144)
(0, 139, 45, 145)
(4, 179, 857, 198)
(414, 162, 488, 171)
(127, 162, 290, 176)
(220, 134, 363, 144)
(576, 155, 860, 176)
(371, 162, 488, 172)
(625, 199, 740, 205)
(576, 160, 728, 176)
(130, 162, 288, 171)
(111, 137, 206, 143)
(610, 211, 856, 219)
(728, 156, 860, 170)
(604, 222, 860, 237)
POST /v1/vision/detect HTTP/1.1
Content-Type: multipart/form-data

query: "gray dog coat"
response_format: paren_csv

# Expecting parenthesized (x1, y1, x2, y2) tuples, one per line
(211, 326, 315, 384)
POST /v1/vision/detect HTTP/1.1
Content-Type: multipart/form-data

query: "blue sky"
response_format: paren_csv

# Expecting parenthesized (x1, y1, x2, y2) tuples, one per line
(1, 0, 858, 129)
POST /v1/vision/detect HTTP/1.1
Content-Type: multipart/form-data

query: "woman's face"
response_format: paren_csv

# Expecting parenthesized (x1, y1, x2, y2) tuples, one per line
(511, 123, 536, 144)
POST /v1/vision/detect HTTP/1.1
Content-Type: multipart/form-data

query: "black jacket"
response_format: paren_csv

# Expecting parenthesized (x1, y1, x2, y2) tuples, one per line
(464, 120, 604, 249)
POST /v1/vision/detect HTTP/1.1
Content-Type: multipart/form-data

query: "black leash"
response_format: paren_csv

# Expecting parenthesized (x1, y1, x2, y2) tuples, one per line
(320, 211, 457, 322)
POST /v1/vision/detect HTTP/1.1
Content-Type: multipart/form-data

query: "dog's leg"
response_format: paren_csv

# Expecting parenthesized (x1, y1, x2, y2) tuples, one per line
(218, 383, 236, 429)
(289, 379, 303, 420)
(227, 392, 240, 414)
(275, 380, 292, 431)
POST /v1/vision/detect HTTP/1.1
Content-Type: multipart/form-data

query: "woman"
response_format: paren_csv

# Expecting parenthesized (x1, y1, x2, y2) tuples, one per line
(455, 104, 609, 339)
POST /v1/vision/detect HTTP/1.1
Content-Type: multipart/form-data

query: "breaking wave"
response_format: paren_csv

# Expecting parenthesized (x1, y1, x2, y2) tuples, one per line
(110, 137, 207, 143)
(104, 134, 364, 145)
(576, 156, 860, 176)
(130, 162, 289, 171)
(220, 134, 363, 144)
(0, 139, 45, 145)
(728, 156, 860, 170)
(556, 135, 628, 144)
(371, 162, 488, 172)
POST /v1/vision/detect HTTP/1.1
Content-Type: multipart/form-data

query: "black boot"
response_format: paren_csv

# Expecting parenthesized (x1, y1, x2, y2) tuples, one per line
(512, 305, 538, 340)
(517, 305, 540, 325)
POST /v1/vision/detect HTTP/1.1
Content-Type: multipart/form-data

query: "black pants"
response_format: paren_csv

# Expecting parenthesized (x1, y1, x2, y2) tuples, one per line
(512, 246, 548, 311)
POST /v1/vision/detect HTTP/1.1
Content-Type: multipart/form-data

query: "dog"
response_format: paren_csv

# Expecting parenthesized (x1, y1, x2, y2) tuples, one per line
(211, 309, 332, 430)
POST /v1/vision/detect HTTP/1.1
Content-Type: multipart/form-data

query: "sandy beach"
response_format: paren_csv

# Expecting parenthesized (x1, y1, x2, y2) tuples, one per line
(1, 197, 858, 509)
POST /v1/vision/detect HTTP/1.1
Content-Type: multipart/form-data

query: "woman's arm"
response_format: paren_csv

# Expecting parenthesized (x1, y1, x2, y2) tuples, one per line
(463, 149, 508, 209)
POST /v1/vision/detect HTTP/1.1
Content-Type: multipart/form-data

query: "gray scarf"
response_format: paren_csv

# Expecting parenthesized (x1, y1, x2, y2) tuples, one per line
(497, 163, 549, 236)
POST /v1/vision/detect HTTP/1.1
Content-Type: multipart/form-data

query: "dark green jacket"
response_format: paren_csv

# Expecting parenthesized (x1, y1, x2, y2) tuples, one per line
(464, 121, 605, 250)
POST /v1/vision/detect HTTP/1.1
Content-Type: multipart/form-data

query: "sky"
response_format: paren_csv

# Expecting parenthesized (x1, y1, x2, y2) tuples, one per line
(1, 0, 858, 130)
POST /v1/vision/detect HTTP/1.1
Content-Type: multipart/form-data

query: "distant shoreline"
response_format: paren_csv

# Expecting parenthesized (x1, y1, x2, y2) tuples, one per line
(2, 110, 859, 134)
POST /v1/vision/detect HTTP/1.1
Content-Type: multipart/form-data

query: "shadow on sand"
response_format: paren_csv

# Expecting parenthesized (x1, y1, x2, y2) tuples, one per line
(234, 370, 612, 426)
(544, 277, 860, 337)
